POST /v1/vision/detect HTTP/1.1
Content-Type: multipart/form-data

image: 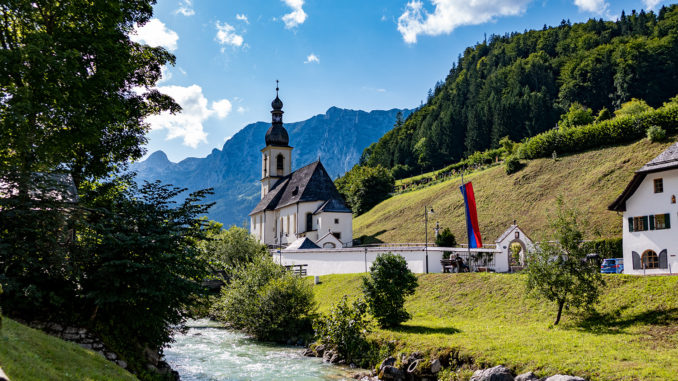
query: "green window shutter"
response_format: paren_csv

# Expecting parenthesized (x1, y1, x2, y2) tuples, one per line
(649, 214, 655, 230)
(666, 213, 671, 229)
(642, 216, 649, 231)
(628, 217, 634, 232)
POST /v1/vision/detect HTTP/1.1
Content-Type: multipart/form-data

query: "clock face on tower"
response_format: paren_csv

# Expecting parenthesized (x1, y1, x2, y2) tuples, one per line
(272, 114, 282, 123)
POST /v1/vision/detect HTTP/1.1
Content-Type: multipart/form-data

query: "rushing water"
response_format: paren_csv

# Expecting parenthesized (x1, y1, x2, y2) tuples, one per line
(163, 319, 356, 381)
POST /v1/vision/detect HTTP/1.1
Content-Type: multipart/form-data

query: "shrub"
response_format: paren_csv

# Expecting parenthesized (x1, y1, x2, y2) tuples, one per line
(582, 238, 623, 259)
(362, 253, 418, 328)
(615, 98, 653, 117)
(559, 102, 594, 128)
(505, 156, 522, 174)
(647, 125, 667, 142)
(212, 255, 316, 342)
(436, 228, 457, 259)
(313, 297, 371, 366)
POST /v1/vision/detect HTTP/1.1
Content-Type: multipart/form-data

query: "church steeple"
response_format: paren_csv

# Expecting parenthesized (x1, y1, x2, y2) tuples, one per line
(265, 80, 289, 146)
(260, 81, 293, 198)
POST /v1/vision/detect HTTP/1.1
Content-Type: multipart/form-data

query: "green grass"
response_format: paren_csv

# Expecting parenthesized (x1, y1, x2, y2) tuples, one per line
(0, 317, 137, 381)
(355, 138, 677, 243)
(312, 273, 678, 381)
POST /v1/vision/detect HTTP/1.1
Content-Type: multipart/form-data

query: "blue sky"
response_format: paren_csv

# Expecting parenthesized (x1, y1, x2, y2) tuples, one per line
(133, 0, 671, 162)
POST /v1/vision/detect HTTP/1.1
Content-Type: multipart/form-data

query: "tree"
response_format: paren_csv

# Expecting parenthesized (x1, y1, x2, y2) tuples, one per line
(362, 253, 418, 328)
(212, 254, 316, 342)
(525, 199, 604, 325)
(313, 297, 371, 366)
(76, 177, 214, 372)
(614, 98, 653, 117)
(0, 0, 178, 188)
(558, 102, 594, 129)
(435, 228, 457, 247)
(200, 225, 268, 276)
(335, 165, 394, 215)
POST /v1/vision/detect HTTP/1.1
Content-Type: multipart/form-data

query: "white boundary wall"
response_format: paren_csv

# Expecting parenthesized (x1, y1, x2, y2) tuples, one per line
(273, 246, 501, 275)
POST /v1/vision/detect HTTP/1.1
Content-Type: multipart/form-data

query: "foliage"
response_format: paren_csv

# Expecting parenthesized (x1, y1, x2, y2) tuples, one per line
(313, 296, 372, 366)
(363, 6, 678, 175)
(518, 100, 678, 160)
(335, 165, 395, 215)
(595, 107, 612, 122)
(581, 238, 623, 259)
(499, 136, 517, 156)
(525, 199, 604, 325)
(76, 178, 213, 373)
(647, 125, 667, 142)
(504, 156, 522, 174)
(391, 164, 414, 179)
(362, 253, 418, 328)
(614, 98, 653, 117)
(435, 228, 457, 247)
(0, 318, 137, 381)
(558, 103, 594, 129)
(212, 255, 316, 342)
(0, 0, 178, 188)
(200, 224, 268, 277)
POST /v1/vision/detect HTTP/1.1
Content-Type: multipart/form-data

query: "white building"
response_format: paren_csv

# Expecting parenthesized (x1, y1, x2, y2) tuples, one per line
(609, 142, 678, 274)
(494, 223, 535, 272)
(249, 87, 353, 248)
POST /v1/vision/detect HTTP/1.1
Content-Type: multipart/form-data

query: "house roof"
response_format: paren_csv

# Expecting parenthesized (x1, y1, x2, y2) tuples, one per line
(609, 142, 678, 212)
(495, 224, 534, 244)
(249, 161, 351, 215)
(284, 237, 320, 250)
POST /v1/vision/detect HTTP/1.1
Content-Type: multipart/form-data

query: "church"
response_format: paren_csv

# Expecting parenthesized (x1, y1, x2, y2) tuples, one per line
(249, 87, 353, 249)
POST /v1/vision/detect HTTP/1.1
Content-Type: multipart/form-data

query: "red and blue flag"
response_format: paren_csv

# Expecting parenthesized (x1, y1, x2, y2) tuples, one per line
(460, 182, 483, 248)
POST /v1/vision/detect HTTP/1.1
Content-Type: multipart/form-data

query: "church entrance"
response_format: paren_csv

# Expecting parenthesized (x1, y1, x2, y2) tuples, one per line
(509, 239, 527, 268)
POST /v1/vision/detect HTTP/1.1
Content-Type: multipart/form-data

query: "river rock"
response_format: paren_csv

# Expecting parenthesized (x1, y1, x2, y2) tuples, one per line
(0, 367, 9, 381)
(544, 375, 586, 381)
(379, 356, 396, 372)
(470, 365, 514, 381)
(515, 372, 539, 381)
(430, 358, 442, 373)
(301, 348, 315, 357)
(116, 360, 128, 369)
(315, 344, 326, 357)
(379, 365, 404, 381)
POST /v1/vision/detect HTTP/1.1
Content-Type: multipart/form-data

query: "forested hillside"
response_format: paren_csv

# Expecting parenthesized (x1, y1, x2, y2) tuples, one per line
(362, 5, 678, 176)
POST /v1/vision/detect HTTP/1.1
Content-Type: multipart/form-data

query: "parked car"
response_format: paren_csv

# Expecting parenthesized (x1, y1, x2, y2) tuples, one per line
(601, 258, 624, 274)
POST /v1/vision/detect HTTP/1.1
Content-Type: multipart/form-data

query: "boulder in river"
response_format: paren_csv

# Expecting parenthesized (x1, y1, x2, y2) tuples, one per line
(515, 372, 539, 381)
(544, 375, 586, 381)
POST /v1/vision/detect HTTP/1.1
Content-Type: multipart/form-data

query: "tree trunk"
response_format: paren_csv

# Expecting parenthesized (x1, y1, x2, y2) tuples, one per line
(554, 300, 564, 325)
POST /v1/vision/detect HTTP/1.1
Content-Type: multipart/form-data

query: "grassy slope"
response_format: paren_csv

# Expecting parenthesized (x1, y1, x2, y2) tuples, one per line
(354, 139, 676, 243)
(0, 318, 137, 381)
(312, 273, 678, 381)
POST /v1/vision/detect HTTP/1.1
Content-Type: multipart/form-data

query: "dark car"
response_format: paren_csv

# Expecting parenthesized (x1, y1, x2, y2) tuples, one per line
(601, 258, 624, 274)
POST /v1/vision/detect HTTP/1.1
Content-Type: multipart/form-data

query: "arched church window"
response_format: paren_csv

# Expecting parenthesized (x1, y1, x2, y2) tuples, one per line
(277, 154, 284, 171)
(642, 250, 659, 269)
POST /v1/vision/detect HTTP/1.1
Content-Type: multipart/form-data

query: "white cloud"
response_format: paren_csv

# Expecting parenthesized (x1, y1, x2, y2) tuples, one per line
(175, 0, 194, 16)
(573, 0, 608, 14)
(397, 0, 533, 44)
(131, 19, 179, 51)
(282, 0, 307, 28)
(236, 14, 249, 23)
(146, 85, 232, 148)
(304, 53, 320, 64)
(237, 106, 247, 114)
(215, 21, 244, 49)
(157, 65, 172, 84)
(643, 0, 661, 9)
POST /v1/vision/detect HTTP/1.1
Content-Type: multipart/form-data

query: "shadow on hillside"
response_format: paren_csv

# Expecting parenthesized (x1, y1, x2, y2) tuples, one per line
(356, 230, 387, 245)
(392, 325, 461, 335)
(575, 306, 678, 335)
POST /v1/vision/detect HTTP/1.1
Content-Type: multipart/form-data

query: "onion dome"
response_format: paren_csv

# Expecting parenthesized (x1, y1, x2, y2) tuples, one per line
(265, 81, 289, 146)
(271, 96, 283, 110)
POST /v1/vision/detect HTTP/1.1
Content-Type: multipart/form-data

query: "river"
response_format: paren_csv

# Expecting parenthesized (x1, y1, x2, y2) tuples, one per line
(163, 319, 357, 381)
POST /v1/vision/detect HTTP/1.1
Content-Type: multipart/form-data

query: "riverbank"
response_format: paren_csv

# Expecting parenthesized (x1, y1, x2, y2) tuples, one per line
(311, 273, 678, 381)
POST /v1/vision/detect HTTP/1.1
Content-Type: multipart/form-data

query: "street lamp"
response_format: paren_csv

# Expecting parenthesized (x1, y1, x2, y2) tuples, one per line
(424, 206, 434, 274)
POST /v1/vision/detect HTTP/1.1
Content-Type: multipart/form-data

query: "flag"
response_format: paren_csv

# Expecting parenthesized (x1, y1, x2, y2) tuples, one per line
(460, 181, 483, 248)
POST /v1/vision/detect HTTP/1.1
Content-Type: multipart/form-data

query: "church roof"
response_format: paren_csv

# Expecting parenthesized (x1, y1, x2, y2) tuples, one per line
(249, 161, 351, 215)
(314, 198, 352, 214)
(609, 142, 678, 212)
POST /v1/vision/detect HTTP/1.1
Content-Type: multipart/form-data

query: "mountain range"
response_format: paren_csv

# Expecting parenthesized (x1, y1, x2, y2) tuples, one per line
(132, 107, 411, 226)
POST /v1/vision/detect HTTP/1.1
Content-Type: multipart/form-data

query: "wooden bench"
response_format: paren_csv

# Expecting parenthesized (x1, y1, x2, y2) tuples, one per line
(284, 264, 308, 277)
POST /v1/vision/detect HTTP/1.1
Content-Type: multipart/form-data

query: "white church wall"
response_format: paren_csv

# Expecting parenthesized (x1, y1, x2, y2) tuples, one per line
(317, 211, 353, 246)
(623, 168, 678, 275)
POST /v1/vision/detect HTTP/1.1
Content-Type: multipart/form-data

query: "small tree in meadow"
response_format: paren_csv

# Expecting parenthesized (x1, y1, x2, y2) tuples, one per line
(313, 297, 371, 365)
(525, 199, 604, 325)
(362, 253, 418, 328)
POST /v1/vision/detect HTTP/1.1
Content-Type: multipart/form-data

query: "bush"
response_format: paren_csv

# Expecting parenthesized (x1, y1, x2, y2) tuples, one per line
(647, 125, 667, 142)
(582, 238, 623, 259)
(505, 156, 523, 174)
(200, 224, 268, 276)
(615, 98, 653, 117)
(436, 228, 457, 259)
(313, 296, 371, 366)
(362, 253, 418, 328)
(212, 255, 316, 342)
(559, 102, 594, 128)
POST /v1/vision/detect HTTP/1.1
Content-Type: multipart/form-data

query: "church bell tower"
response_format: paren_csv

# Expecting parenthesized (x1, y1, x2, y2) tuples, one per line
(261, 82, 292, 198)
